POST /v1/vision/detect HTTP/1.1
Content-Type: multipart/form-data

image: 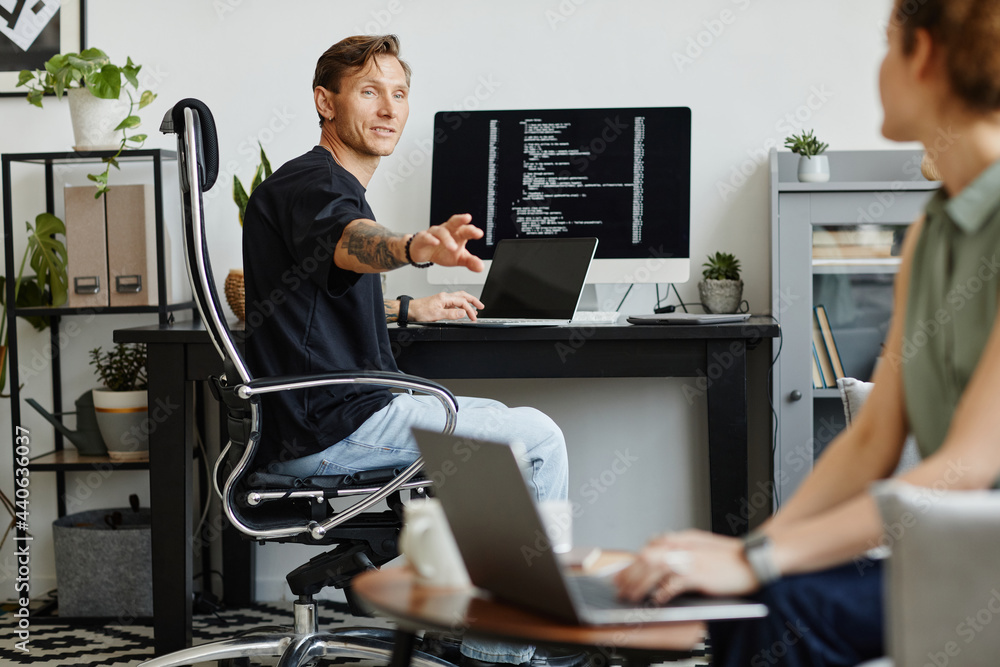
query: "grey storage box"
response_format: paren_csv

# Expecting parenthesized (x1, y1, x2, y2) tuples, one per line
(52, 507, 153, 618)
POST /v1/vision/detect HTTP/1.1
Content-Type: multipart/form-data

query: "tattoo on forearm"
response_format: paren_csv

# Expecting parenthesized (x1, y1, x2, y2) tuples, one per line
(384, 299, 399, 323)
(346, 222, 405, 270)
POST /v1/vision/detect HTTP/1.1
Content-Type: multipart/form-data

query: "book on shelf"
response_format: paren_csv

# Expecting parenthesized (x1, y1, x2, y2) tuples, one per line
(812, 314, 837, 388)
(812, 344, 825, 389)
(812, 245, 896, 259)
(812, 227, 897, 260)
(814, 305, 846, 380)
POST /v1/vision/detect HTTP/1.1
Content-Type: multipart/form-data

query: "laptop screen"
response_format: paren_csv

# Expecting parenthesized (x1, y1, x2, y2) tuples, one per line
(479, 237, 597, 319)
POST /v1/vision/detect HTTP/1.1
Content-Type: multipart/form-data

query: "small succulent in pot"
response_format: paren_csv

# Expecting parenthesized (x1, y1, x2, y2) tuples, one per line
(785, 129, 831, 183)
(784, 129, 829, 157)
(701, 251, 741, 282)
(699, 252, 744, 314)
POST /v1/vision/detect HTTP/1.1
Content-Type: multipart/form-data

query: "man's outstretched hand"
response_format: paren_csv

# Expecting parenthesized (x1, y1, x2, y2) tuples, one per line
(409, 214, 484, 272)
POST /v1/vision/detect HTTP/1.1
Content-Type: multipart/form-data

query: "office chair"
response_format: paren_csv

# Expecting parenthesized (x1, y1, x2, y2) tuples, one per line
(140, 98, 459, 667)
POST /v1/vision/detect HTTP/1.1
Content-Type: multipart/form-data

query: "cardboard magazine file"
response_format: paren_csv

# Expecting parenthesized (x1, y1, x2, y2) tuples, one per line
(64, 186, 109, 308)
(105, 184, 159, 307)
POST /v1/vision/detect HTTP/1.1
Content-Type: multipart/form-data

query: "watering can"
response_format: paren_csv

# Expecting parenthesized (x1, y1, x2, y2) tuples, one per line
(25, 390, 108, 457)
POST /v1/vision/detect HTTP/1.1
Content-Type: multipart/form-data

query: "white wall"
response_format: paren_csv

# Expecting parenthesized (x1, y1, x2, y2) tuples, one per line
(0, 0, 903, 602)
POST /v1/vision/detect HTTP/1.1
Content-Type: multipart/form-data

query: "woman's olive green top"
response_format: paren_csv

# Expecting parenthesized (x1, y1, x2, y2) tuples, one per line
(904, 158, 1000, 463)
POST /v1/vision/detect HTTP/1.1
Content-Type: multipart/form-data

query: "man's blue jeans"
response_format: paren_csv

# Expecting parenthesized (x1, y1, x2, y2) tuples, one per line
(273, 393, 571, 664)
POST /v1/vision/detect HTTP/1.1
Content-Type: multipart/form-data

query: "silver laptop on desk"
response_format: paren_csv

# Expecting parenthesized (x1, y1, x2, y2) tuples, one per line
(412, 427, 768, 625)
(420, 237, 597, 328)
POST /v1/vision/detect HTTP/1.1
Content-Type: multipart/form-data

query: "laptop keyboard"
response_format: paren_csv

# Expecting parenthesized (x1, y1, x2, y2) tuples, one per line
(565, 575, 636, 610)
(476, 318, 563, 325)
(571, 311, 621, 324)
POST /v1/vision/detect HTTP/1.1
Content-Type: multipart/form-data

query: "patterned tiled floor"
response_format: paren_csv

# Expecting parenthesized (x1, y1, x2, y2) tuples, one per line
(0, 600, 393, 666)
(0, 600, 710, 666)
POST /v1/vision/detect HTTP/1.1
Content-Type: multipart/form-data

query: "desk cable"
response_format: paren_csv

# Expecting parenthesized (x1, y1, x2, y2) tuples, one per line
(654, 287, 782, 508)
(654, 283, 752, 315)
(613, 283, 633, 312)
(762, 314, 784, 509)
(192, 388, 227, 611)
(192, 388, 213, 541)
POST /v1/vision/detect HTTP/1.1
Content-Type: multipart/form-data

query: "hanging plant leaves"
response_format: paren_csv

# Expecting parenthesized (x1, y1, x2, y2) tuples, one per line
(89, 63, 122, 100)
(121, 57, 140, 89)
(114, 115, 142, 131)
(26, 213, 68, 308)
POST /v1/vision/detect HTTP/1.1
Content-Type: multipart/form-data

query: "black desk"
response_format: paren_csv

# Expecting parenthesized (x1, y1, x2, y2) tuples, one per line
(115, 317, 777, 655)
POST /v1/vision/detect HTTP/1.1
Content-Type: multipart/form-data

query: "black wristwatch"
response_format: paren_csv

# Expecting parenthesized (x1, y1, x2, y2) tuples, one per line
(396, 295, 412, 327)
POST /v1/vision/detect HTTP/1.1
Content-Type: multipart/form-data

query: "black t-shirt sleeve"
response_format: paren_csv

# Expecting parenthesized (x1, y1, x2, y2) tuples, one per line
(288, 166, 370, 297)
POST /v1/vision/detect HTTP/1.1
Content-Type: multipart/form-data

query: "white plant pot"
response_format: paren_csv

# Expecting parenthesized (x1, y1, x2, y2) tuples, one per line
(67, 87, 122, 151)
(698, 279, 744, 314)
(797, 155, 830, 183)
(92, 388, 149, 461)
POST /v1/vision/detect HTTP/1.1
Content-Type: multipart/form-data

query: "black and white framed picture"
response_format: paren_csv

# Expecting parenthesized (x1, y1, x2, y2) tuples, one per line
(0, 0, 86, 96)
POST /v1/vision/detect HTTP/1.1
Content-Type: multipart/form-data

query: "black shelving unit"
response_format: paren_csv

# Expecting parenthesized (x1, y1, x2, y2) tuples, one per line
(2, 149, 195, 517)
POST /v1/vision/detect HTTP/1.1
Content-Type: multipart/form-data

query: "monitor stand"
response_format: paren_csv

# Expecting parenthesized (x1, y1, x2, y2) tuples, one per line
(577, 284, 599, 312)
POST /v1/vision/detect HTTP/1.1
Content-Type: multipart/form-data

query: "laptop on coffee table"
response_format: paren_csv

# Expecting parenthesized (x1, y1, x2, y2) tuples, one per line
(412, 427, 767, 625)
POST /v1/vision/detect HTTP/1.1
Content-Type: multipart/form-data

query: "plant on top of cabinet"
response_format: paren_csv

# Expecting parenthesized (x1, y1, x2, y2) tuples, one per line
(785, 129, 831, 183)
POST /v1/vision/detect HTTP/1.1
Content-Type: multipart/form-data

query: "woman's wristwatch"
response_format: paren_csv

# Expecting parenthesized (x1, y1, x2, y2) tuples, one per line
(743, 530, 781, 586)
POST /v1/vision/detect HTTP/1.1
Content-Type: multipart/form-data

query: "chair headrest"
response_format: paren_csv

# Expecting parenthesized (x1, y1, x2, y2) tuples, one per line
(159, 98, 220, 192)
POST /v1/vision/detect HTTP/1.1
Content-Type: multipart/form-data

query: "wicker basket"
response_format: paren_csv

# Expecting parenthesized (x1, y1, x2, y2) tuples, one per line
(225, 269, 245, 321)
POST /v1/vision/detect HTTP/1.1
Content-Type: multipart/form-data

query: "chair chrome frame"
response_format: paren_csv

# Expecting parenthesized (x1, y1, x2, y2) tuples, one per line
(140, 99, 458, 667)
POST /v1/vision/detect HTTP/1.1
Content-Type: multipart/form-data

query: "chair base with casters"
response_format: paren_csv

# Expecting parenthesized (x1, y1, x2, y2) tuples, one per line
(139, 98, 463, 667)
(137, 599, 455, 667)
(137, 398, 454, 667)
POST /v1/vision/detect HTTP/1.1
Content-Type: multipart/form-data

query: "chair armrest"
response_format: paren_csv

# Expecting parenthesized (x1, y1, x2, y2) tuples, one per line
(241, 370, 454, 403)
(243, 368, 459, 459)
(222, 370, 457, 541)
(239, 370, 458, 427)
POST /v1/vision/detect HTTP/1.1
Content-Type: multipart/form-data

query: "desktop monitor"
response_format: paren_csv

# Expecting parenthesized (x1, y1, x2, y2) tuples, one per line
(426, 107, 691, 285)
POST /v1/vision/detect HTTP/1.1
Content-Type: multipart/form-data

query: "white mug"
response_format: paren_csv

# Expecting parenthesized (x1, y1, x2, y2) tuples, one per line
(399, 498, 472, 588)
(537, 499, 574, 554)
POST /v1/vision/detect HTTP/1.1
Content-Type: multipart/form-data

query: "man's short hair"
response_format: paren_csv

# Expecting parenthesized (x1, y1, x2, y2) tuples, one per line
(313, 34, 412, 127)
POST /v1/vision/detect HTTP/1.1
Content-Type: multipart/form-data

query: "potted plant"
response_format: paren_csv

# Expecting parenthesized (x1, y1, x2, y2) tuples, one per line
(699, 251, 743, 314)
(226, 143, 273, 321)
(89, 342, 149, 460)
(17, 48, 157, 197)
(0, 213, 69, 395)
(785, 129, 830, 183)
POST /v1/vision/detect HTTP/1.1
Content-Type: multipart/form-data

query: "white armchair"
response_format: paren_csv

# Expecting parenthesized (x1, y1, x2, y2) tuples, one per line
(864, 482, 1000, 667)
(836, 377, 922, 475)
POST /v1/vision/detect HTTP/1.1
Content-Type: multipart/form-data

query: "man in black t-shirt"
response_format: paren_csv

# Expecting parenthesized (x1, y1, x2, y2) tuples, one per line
(243, 35, 570, 667)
